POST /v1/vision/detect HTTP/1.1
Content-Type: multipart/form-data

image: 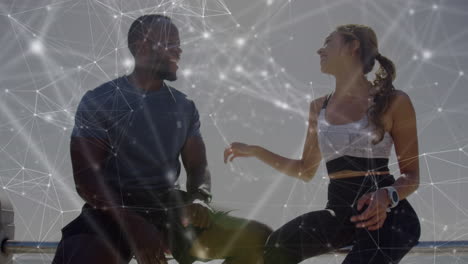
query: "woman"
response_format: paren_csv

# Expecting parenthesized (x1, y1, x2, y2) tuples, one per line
(224, 24, 421, 264)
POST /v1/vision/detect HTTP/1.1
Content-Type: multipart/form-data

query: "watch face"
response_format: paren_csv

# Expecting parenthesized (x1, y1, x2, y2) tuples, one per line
(392, 191, 398, 202)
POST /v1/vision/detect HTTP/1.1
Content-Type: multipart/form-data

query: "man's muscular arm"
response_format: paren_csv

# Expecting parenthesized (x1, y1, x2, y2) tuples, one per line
(71, 136, 167, 263)
(70, 137, 121, 208)
(181, 136, 213, 228)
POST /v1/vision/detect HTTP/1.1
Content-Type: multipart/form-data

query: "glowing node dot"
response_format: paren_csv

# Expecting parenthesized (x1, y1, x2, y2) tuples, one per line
(7, 14, 11, 18)
(267, 0, 274, 5)
(434, 82, 438, 86)
(234, 65, 244, 73)
(30, 39, 44, 55)
(123, 58, 134, 69)
(432, 4, 438, 10)
(113, 15, 118, 19)
(412, 54, 418, 60)
(283, 204, 287, 208)
(422, 50, 432, 60)
(235, 38, 246, 47)
(459, 71, 464, 76)
(5, 89, 9, 93)
(409, 9, 415, 15)
(437, 107, 442, 112)
(182, 69, 193, 77)
(49, 173, 52, 176)
(93, 61, 97, 64)
(274, 100, 289, 110)
(203, 32, 211, 39)
(219, 73, 226, 80)
(459, 148, 463, 151)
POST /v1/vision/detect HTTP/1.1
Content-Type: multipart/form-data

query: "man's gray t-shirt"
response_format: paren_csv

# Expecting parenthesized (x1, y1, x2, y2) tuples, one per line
(71, 76, 201, 191)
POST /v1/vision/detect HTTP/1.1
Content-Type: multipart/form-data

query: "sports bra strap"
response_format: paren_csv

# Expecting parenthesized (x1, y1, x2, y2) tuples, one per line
(322, 93, 333, 109)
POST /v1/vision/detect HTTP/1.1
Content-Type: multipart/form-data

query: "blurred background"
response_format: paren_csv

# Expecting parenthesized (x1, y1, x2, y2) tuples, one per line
(1, 0, 467, 263)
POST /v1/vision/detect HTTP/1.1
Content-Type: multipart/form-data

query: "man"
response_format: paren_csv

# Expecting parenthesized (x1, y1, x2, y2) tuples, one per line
(52, 14, 271, 264)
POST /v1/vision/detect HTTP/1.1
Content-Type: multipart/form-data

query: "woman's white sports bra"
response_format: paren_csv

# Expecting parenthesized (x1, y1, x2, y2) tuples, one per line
(316, 94, 394, 163)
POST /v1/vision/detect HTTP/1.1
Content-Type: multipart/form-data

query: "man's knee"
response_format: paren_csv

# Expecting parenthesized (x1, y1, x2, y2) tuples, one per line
(243, 220, 273, 245)
(189, 216, 272, 261)
(52, 234, 132, 264)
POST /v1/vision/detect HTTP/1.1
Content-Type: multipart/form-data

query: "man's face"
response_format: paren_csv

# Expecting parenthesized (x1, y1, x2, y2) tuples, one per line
(138, 23, 182, 81)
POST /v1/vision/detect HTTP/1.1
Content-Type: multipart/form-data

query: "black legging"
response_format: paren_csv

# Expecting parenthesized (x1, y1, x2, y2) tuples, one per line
(264, 174, 421, 264)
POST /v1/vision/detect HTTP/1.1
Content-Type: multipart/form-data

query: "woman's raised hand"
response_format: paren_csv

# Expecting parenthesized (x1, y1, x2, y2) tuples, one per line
(224, 142, 257, 163)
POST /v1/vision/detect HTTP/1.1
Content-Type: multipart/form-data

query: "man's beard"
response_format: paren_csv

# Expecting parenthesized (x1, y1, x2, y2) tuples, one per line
(157, 70, 177, 81)
(152, 61, 177, 81)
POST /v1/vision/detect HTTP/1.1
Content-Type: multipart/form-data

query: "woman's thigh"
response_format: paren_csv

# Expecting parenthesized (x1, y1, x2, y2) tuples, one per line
(343, 200, 421, 264)
(264, 209, 355, 264)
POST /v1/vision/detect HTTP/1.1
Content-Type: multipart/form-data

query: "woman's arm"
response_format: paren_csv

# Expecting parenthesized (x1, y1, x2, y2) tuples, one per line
(388, 90, 420, 199)
(224, 97, 325, 182)
(350, 90, 420, 230)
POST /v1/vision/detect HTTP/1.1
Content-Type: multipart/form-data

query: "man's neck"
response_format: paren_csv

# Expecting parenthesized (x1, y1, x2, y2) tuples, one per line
(128, 69, 164, 92)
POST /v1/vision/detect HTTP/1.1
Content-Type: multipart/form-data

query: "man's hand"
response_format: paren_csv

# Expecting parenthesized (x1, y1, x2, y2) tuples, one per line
(350, 189, 390, 231)
(120, 211, 168, 264)
(182, 203, 213, 229)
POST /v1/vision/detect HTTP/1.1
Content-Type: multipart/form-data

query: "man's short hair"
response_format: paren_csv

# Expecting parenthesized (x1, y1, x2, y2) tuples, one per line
(127, 14, 172, 56)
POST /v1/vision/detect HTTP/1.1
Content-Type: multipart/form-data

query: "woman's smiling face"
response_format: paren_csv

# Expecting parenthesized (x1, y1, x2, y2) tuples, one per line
(317, 31, 354, 75)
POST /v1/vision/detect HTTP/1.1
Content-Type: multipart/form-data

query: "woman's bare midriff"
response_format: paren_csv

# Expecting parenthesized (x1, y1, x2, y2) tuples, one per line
(328, 170, 391, 179)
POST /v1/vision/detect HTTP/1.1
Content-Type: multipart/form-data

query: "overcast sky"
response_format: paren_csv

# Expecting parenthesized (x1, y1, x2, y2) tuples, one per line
(1, 0, 467, 263)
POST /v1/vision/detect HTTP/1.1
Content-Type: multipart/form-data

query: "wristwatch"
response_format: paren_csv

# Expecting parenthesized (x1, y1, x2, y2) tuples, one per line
(191, 189, 212, 204)
(382, 186, 399, 208)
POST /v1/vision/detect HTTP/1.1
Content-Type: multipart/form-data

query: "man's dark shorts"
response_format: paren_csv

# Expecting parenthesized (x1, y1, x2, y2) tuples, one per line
(60, 189, 220, 264)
